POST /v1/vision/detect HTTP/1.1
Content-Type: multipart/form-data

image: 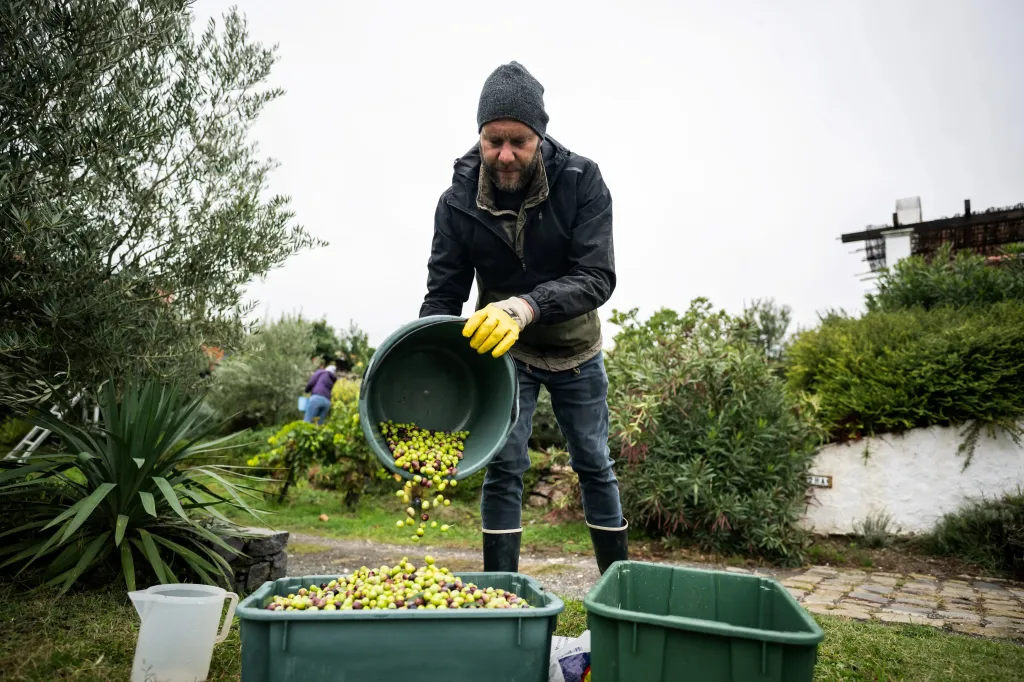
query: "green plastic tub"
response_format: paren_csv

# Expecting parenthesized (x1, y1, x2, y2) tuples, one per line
(237, 572, 563, 682)
(358, 315, 519, 481)
(584, 561, 824, 682)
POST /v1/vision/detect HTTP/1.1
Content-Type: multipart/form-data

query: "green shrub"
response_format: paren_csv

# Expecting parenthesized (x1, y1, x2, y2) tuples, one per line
(854, 511, 899, 549)
(187, 424, 278, 468)
(210, 314, 317, 428)
(607, 301, 823, 564)
(250, 378, 381, 505)
(868, 244, 1024, 312)
(0, 379, 263, 593)
(0, 417, 31, 447)
(786, 302, 1024, 445)
(927, 490, 1024, 579)
(529, 388, 566, 450)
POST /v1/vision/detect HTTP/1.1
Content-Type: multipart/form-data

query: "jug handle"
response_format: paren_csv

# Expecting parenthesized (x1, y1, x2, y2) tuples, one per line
(215, 592, 239, 643)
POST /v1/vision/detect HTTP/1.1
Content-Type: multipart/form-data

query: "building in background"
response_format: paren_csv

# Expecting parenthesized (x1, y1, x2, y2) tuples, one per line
(842, 197, 1024, 277)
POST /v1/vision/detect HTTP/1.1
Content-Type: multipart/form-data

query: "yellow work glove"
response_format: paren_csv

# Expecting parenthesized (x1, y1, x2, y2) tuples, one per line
(462, 297, 535, 358)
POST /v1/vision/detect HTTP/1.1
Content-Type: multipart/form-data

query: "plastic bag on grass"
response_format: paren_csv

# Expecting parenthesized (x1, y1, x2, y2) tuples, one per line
(549, 630, 591, 682)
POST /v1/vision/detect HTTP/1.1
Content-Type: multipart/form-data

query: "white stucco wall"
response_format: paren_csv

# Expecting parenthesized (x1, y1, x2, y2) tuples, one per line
(801, 423, 1023, 535)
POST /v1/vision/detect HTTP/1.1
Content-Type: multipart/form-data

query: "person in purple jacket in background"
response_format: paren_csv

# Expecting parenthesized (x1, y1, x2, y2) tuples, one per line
(303, 364, 337, 424)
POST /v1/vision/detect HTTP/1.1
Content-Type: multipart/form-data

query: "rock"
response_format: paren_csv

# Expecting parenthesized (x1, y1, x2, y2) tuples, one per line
(972, 581, 1006, 592)
(527, 491, 550, 507)
(865, 575, 898, 587)
(269, 551, 288, 580)
(214, 535, 246, 563)
(975, 626, 1021, 640)
(829, 607, 873, 621)
(874, 611, 915, 625)
(876, 611, 944, 628)
(984, 608, 1024, 619)
(782, 580, 817, 592)
(859, 583, 895, 595)
(244, 528, 289, 557)
(884, 604, 932, 616)
(950, 623, 989, 637)
(246, 562, 272, 592)
(983, 616, 1024, 630)
(901, 581, 939, 594)
(935, 610, 981, 623)
(805, 567, 838, 577)
(890, 595, 939, 609)
(232, 569, 248, 594)
(804, 604, 838, 616)
(529, 479, 569, 507)
(848, 591, 889, 605)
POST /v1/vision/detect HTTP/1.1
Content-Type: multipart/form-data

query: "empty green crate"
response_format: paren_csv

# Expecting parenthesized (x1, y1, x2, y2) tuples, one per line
(237, 572, 564, 682)
(584, 561, 824, 682)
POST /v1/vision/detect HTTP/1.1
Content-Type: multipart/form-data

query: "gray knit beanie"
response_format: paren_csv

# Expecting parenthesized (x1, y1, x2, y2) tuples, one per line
(476, 61, 548, 137)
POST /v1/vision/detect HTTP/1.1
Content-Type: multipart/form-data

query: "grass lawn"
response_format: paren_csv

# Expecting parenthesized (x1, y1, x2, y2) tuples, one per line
(2, 583, 1022, 682)
(228, 484, 593, 553)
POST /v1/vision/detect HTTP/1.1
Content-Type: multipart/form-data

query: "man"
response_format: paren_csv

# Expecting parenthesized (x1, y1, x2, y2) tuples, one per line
(420, 61, 628, 574)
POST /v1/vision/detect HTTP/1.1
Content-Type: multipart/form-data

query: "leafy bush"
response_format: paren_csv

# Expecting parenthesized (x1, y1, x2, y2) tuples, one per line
(786, 302, 1024, 446)
(0, 418, 31, 448)
(868, 244, 1024, 313)
(529, 388, 566, 450)
(190, 425, 279, 468)
(249, 379, 380, 505)
(928, 489, 1024, 579)
(336, 321, 376, 376)
(854, 511, 899, 549)
(731, 298, 793, 368)
(210, 314, 316, 428)
(0, 379, 263, 593)
(311, 319, 375, 374)
(607, 301, 823, 564)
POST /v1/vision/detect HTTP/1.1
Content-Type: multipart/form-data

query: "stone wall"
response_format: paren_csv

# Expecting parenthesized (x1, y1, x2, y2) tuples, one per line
(802, 423, 1023, 535)
(216, 527, 290, 594)
(528, 464, 577, 508)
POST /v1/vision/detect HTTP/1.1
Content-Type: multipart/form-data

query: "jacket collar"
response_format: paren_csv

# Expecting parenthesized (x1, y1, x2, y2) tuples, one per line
(449, 136, 570, 212)
(475, 156, 549, 217)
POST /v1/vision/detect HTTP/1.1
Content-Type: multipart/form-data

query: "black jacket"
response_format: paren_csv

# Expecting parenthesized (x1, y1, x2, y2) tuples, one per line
(419, 137, 615, 359)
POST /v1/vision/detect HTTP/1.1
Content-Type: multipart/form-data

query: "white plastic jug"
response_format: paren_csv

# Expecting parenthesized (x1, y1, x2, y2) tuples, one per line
(129, 584, 238, 682)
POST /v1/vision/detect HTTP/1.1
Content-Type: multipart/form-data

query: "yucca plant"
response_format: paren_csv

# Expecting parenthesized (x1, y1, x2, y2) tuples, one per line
(0, 379, 266, 593)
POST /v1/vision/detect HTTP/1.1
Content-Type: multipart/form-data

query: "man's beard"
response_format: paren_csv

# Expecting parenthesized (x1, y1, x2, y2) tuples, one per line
(484, 147, 541, 192)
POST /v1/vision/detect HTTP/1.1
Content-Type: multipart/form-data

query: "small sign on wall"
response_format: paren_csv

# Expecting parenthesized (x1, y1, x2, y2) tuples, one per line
(807, 474, 833, 488)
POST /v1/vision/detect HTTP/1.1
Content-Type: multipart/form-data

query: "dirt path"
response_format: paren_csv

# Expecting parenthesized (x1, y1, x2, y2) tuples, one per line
(285, 532, 798, 600)
(283, 533, 1024, 641)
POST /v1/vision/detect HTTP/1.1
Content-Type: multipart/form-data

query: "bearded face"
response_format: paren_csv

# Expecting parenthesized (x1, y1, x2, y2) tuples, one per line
(480, 120, 541, 192)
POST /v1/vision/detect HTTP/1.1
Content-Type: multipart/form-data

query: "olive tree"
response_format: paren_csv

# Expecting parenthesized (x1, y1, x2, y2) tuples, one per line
(0, 0, 323, 407)
(209, 314, 316, 428)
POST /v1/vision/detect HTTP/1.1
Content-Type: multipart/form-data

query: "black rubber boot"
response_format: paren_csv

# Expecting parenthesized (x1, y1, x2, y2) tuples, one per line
(588, 520, 629, 575)
(483, 530, 522, 572)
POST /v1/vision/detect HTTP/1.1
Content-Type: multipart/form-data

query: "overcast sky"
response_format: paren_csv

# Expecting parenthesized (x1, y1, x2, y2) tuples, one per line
(195, 0, 1024, 346)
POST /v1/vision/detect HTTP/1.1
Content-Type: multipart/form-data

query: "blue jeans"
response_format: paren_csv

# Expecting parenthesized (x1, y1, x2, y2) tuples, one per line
(304, 394, 331, 424)
(481, 352, 623, 531)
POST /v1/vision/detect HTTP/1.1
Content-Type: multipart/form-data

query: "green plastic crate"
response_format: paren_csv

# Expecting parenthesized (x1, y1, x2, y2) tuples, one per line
(584, 561, 824, 682)
(237, 572, 564, 682)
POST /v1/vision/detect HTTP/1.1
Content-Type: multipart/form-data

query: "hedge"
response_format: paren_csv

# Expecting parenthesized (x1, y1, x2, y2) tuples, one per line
(785, 301, 1024, 443)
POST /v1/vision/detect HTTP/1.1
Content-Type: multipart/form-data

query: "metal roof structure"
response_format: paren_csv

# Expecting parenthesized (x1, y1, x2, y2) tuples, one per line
(841, 199, 1024, 273)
